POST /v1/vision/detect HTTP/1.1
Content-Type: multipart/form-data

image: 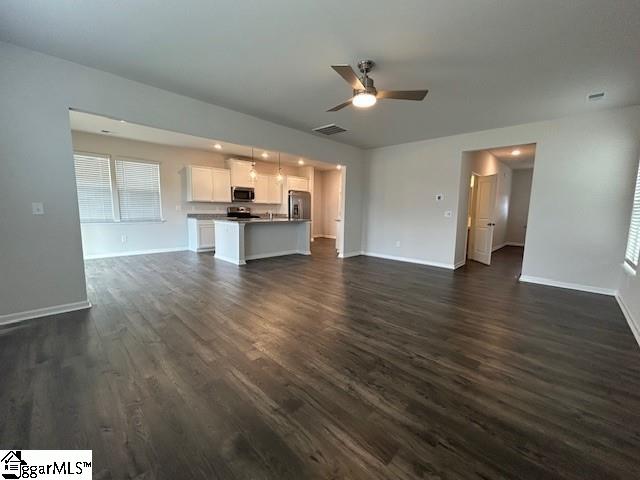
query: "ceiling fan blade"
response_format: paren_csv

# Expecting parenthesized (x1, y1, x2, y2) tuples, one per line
(331, 65, 365, 90)
(377, 89, 429, 101)
(327, 99, 353, 112)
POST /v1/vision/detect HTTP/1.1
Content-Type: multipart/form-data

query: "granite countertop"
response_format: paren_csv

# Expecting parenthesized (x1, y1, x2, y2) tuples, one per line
(186, 213, 226, 220)
(214, 217, 310, 224)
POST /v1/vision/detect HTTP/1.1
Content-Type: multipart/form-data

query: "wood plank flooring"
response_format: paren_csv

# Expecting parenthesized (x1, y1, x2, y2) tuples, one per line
(1, 240, 640, 479)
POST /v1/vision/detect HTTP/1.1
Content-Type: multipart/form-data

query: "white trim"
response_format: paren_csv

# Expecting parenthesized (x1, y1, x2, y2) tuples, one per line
(506, 242, 525, 247)
(215, 254, 245, 265)
(363, 252, 455, 270)
(84, 247, 187, 260)
(492, 242, 507, 252)
(454, 260, 466, 269)
(616, 294, 640, 349)
(339, 250, 363, 259)
(518, 275, 616, 296)
(245, 249, 306, 261)
(0, 300, 92, 326)
(313, 234, 337, 239)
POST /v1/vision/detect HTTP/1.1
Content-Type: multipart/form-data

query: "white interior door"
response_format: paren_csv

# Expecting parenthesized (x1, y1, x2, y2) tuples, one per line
(469, 174, 497, 265)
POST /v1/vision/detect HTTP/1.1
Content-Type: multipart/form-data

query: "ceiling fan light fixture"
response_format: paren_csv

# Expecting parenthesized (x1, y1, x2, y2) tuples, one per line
(511, 149, 521, 156)
(352, 92, 377, 108)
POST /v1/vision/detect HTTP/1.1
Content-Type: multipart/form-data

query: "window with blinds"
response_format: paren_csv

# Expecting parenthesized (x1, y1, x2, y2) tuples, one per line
(73, 153, 114, 222)
(625, 161, 640, 269)
(115, 159, 162, 222)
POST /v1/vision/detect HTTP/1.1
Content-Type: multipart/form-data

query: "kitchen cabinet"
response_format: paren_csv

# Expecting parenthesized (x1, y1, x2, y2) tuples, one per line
(187, 166, 231, 202)
(267, 176, 282, 203)
(254, 174, 269, 203)
(286, 175, 309, 192)
(227, 159, 254, 187)
(187, 218, 215, 252)
(211, 168, 231, 202)
(254, 174, 282, 204)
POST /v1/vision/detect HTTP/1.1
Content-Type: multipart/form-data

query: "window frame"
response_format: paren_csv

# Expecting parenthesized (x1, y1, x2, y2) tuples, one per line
(74, 151, 164, 224)
(73, 151, 116, 223)
(113, 156, 163, 223)
(624, 159, 640, 271)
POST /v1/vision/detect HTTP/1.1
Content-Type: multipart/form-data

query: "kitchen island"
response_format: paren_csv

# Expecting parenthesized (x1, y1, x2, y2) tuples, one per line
(214, 218, 311, 265)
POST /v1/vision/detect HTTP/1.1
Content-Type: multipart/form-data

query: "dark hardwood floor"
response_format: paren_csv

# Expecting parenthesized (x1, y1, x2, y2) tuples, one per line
(1, 240, 640, 479)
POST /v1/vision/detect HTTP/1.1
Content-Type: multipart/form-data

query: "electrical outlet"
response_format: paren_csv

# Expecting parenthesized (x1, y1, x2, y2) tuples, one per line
(32, 202, 44, 215)
(395, 240, 401, 247)
(121, 234, 127, 244)
(175, 204, 182, 212)
(444, 210, 452, 218)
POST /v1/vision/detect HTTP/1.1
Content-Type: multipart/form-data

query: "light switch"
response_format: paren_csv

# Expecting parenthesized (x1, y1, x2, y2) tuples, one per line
(435, 193, 444, 202)
(32, 202, 44, 215)
(444, 210, 452, 218)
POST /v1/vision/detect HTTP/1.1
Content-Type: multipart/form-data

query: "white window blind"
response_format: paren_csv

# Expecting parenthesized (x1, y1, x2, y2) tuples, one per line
(115, 159, 162, 222)
(625, 161, 640, 268)
(73, 153, 114, 222)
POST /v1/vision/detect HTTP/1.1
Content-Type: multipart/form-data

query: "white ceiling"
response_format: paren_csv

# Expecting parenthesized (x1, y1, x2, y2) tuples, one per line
(2, 1, 639, 148)
(489, 144, 536, 170)
(69, 111, 337, 170)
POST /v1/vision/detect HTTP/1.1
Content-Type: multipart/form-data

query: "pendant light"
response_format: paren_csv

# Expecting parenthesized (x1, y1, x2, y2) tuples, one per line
(249, 148, 257, 183)
(276, 152, 283, 184)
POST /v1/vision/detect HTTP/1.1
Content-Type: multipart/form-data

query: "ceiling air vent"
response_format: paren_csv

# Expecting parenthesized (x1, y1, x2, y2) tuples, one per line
(587, 91, 605, 102)
(313, 124, 347, 135)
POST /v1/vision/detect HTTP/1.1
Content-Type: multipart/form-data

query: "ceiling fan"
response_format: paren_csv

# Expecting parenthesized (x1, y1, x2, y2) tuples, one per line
(327, 60, 428, 112)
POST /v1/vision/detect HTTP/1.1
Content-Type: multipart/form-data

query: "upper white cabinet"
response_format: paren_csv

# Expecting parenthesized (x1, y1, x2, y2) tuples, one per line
(189, 166, 214, 202)
(187, 166, 231, 203)
(287, 175, 309, 192)
(254, 174, 282, 204)
(227, 159, 254, 187)
(267, 176, 282, 204)
(211, 168, 231, 202)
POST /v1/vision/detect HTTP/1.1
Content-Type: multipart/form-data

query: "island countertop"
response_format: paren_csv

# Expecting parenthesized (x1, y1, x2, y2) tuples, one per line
(214, 218, 310, 224)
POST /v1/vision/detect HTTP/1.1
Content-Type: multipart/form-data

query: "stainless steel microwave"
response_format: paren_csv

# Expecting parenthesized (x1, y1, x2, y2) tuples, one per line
(231, 186, 255, 202)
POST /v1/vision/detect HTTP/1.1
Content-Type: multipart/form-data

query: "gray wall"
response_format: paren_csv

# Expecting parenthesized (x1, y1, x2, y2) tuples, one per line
(364, 106, 640, 292)
(506, 169, 533, 245)
(0, 41, 365, 317)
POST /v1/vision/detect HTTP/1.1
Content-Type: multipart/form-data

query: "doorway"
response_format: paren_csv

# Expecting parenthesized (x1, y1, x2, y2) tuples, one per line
(460, 144, 536, 269)
(312, 165, 345, 256)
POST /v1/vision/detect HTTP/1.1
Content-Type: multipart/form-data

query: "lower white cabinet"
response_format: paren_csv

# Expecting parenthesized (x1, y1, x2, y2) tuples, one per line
(188, 218, 215, 252)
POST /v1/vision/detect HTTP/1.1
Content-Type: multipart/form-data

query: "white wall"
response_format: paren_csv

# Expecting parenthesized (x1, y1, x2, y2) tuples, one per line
(0, 41, 365, 318)
(506, 169, 534, 245)
(364, 105, 640, 292)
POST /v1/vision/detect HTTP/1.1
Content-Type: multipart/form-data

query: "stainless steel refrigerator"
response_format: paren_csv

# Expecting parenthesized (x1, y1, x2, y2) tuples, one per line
(288, 190, 311, 220)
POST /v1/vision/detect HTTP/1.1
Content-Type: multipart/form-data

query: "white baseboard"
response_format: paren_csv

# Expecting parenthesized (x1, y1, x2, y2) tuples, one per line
(339, 250, 363, 259)
(84, 247, 187, 260)
(506, 242, 525, 247)
(519, 275, 616, 296)
(616, 294, 640, 348)
(492, 243, 507, 252)
(313, 234, 336, 239)
(245, 250, 307, 261)
(454, 260, 466, 269)
(363, 251, 455, 270)
(0, 300, 92, 327)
